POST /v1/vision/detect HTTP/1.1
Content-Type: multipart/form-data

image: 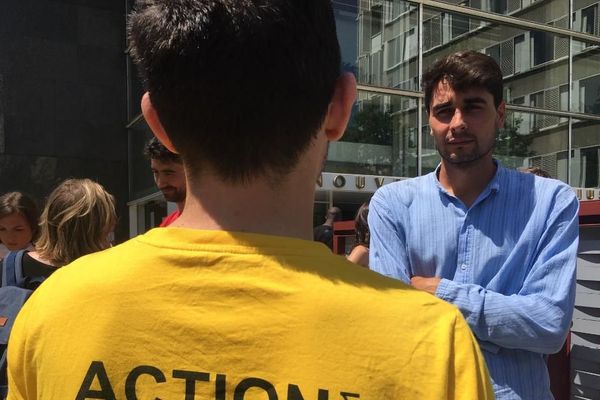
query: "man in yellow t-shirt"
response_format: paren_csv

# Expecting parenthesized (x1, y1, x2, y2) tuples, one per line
(8, 1, 494, 399)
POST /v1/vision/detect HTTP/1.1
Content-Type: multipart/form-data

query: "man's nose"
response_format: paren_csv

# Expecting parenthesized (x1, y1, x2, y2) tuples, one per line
(450, 109, 467, 133)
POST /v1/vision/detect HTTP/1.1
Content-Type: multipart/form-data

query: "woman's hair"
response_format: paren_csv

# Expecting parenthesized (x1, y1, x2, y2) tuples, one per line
(0, 191, 40, 240)
(35, 179, 117, 266)
(354, 202, 370, 248)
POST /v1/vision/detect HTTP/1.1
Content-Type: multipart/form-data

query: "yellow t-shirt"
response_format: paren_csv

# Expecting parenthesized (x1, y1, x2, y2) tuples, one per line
(8, 228, 493, 399)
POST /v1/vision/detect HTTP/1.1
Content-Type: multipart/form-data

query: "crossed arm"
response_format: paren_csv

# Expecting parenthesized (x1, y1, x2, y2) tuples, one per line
(368, 190, 579, 354)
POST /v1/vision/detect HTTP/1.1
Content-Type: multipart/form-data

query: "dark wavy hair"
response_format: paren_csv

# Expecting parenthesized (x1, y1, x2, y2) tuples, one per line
(354, 202, 370, 248)
(143, 137, 182, 164)
(422, 50, 503, 113)
(0, 191, 40, 241)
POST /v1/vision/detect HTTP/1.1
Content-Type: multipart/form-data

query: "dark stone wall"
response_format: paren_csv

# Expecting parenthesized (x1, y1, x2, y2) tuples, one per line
(0, 0, 129, 241)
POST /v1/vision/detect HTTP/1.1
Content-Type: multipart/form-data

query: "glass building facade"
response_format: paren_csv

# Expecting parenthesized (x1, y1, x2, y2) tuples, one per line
(126, 0, 600, 231)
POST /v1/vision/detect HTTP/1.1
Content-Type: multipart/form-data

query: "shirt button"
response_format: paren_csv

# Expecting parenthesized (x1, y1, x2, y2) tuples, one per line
(460, 264, 467, 270)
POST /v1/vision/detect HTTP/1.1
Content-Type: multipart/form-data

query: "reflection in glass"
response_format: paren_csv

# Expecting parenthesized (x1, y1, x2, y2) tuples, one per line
(422, 7, 569, 114)
(502, 109, 568, 182)
(573, 40, 600, 115)
(441, 0, 570, 27)
(330, 90, 418, 177)
(572, 118, 600, 187)
(353, 0, 419, 90)
(574, 0, 600, 36)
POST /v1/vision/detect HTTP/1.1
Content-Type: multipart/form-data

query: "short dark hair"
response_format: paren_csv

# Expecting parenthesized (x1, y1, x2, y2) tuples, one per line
(128, 0, 341, 183)
(518, 166, 552, 178)
(326, 206, 342, 222)
(422, 50, 503, 113)
(144, 137, 182, 164)
(0, 191, 40, 240)
(354, 202, 369, 247)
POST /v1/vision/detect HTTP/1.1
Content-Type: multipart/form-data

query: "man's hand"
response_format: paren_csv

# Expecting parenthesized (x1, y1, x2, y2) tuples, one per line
(411, 276, 441, 295)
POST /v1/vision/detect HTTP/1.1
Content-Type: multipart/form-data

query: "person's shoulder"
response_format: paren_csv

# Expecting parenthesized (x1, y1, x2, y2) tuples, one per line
(346, 244, 369, 267)
(372, 174, 434, 207)
(506, 167, 577, 202)
(32, 237, 143, 293)
(318, 255, 463, 323)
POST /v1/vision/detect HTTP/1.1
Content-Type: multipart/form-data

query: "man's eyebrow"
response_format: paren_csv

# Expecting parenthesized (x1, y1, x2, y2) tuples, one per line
(463, 97, 488, 105)
(432, 101, 453, 112)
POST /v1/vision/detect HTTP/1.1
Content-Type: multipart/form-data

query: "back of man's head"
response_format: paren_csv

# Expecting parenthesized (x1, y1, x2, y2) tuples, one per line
(422, 50, 503, 113)
(144, 137, 182, 164)
(128, 0, 341, 183)
(326, 206, 342, 222)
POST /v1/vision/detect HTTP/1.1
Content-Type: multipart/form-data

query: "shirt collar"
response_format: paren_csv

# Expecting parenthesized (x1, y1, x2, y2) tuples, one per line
(432, 159, 504, 199)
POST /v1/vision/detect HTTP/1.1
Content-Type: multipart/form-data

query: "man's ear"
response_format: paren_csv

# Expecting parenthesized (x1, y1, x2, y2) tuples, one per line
(323, 73, 357, 142)
(495, 100, 507, 130)
(141, 92, 178, 153)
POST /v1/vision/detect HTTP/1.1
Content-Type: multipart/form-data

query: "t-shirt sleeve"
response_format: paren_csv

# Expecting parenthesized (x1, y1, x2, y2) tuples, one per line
(448, 310, 495, 400)
(7, 294, 37, 400)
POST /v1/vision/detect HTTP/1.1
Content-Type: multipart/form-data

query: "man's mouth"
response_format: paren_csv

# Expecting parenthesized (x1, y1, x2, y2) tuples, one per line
(447, 137, 474, 145)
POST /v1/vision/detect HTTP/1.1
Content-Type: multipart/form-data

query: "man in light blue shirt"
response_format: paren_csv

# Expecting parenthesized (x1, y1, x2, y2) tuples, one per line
(369, 50, 579, 400)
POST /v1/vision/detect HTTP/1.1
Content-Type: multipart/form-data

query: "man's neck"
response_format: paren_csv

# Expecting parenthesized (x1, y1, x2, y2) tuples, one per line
(170, 172, 316, 241)
(176, 201, 184, 212)
(438, 156, 497, 208)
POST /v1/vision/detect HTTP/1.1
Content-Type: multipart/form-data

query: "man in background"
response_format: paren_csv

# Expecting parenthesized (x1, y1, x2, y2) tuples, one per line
(144, 137, 186, 226)
(313, 206, 342, 249)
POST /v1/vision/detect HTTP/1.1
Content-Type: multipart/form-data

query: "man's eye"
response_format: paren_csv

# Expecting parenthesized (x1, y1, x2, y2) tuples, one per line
(436, 109, 453, 117)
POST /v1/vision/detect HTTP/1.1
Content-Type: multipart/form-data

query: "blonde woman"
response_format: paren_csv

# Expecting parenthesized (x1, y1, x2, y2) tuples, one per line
(7, 179, 117, 285)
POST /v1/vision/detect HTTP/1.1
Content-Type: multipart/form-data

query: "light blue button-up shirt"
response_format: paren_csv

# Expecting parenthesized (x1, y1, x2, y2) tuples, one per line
(369, 163, 579, 400)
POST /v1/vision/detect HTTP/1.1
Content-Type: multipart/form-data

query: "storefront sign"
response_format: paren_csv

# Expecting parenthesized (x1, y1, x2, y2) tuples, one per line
(315, 172, 402, 192)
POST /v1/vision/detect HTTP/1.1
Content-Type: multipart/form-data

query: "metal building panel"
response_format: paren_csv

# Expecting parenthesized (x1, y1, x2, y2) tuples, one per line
(573, 318, 600, 335)
(572, 382, 600, 399)
(575, 291, 600, 308)
(572, 332, 600, 349)
(572, 370, 600, 390)
(574, 307, 600, 323)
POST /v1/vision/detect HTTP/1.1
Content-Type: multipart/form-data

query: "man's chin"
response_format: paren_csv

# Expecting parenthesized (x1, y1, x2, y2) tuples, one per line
(163, 195, 185, 203)
(442, 153, 483, 167)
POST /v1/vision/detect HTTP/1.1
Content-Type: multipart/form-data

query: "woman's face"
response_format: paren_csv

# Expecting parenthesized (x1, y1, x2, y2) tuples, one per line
(0, 212, 34, 251)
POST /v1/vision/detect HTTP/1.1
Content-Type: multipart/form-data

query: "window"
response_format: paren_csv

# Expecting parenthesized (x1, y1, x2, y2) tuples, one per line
(530, 91, 544, 129)
(386, 29, 415, 68)
(452, 13, 470, 38)
(531, 31, 553, 66)
(582, 4, 599, 35)
(560, 84, 569, 120)
(486, 44, 501, 66)
(423, 15, 442, 50)
(371, 6, 383, 36)
(370, 50, 383, 85)
(580, 75, 600, 114)
(384, 0, 410, 22)
(514, 34, 528, 73)
(490, 0, 507, 14)
(581, 147, 600, 187)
